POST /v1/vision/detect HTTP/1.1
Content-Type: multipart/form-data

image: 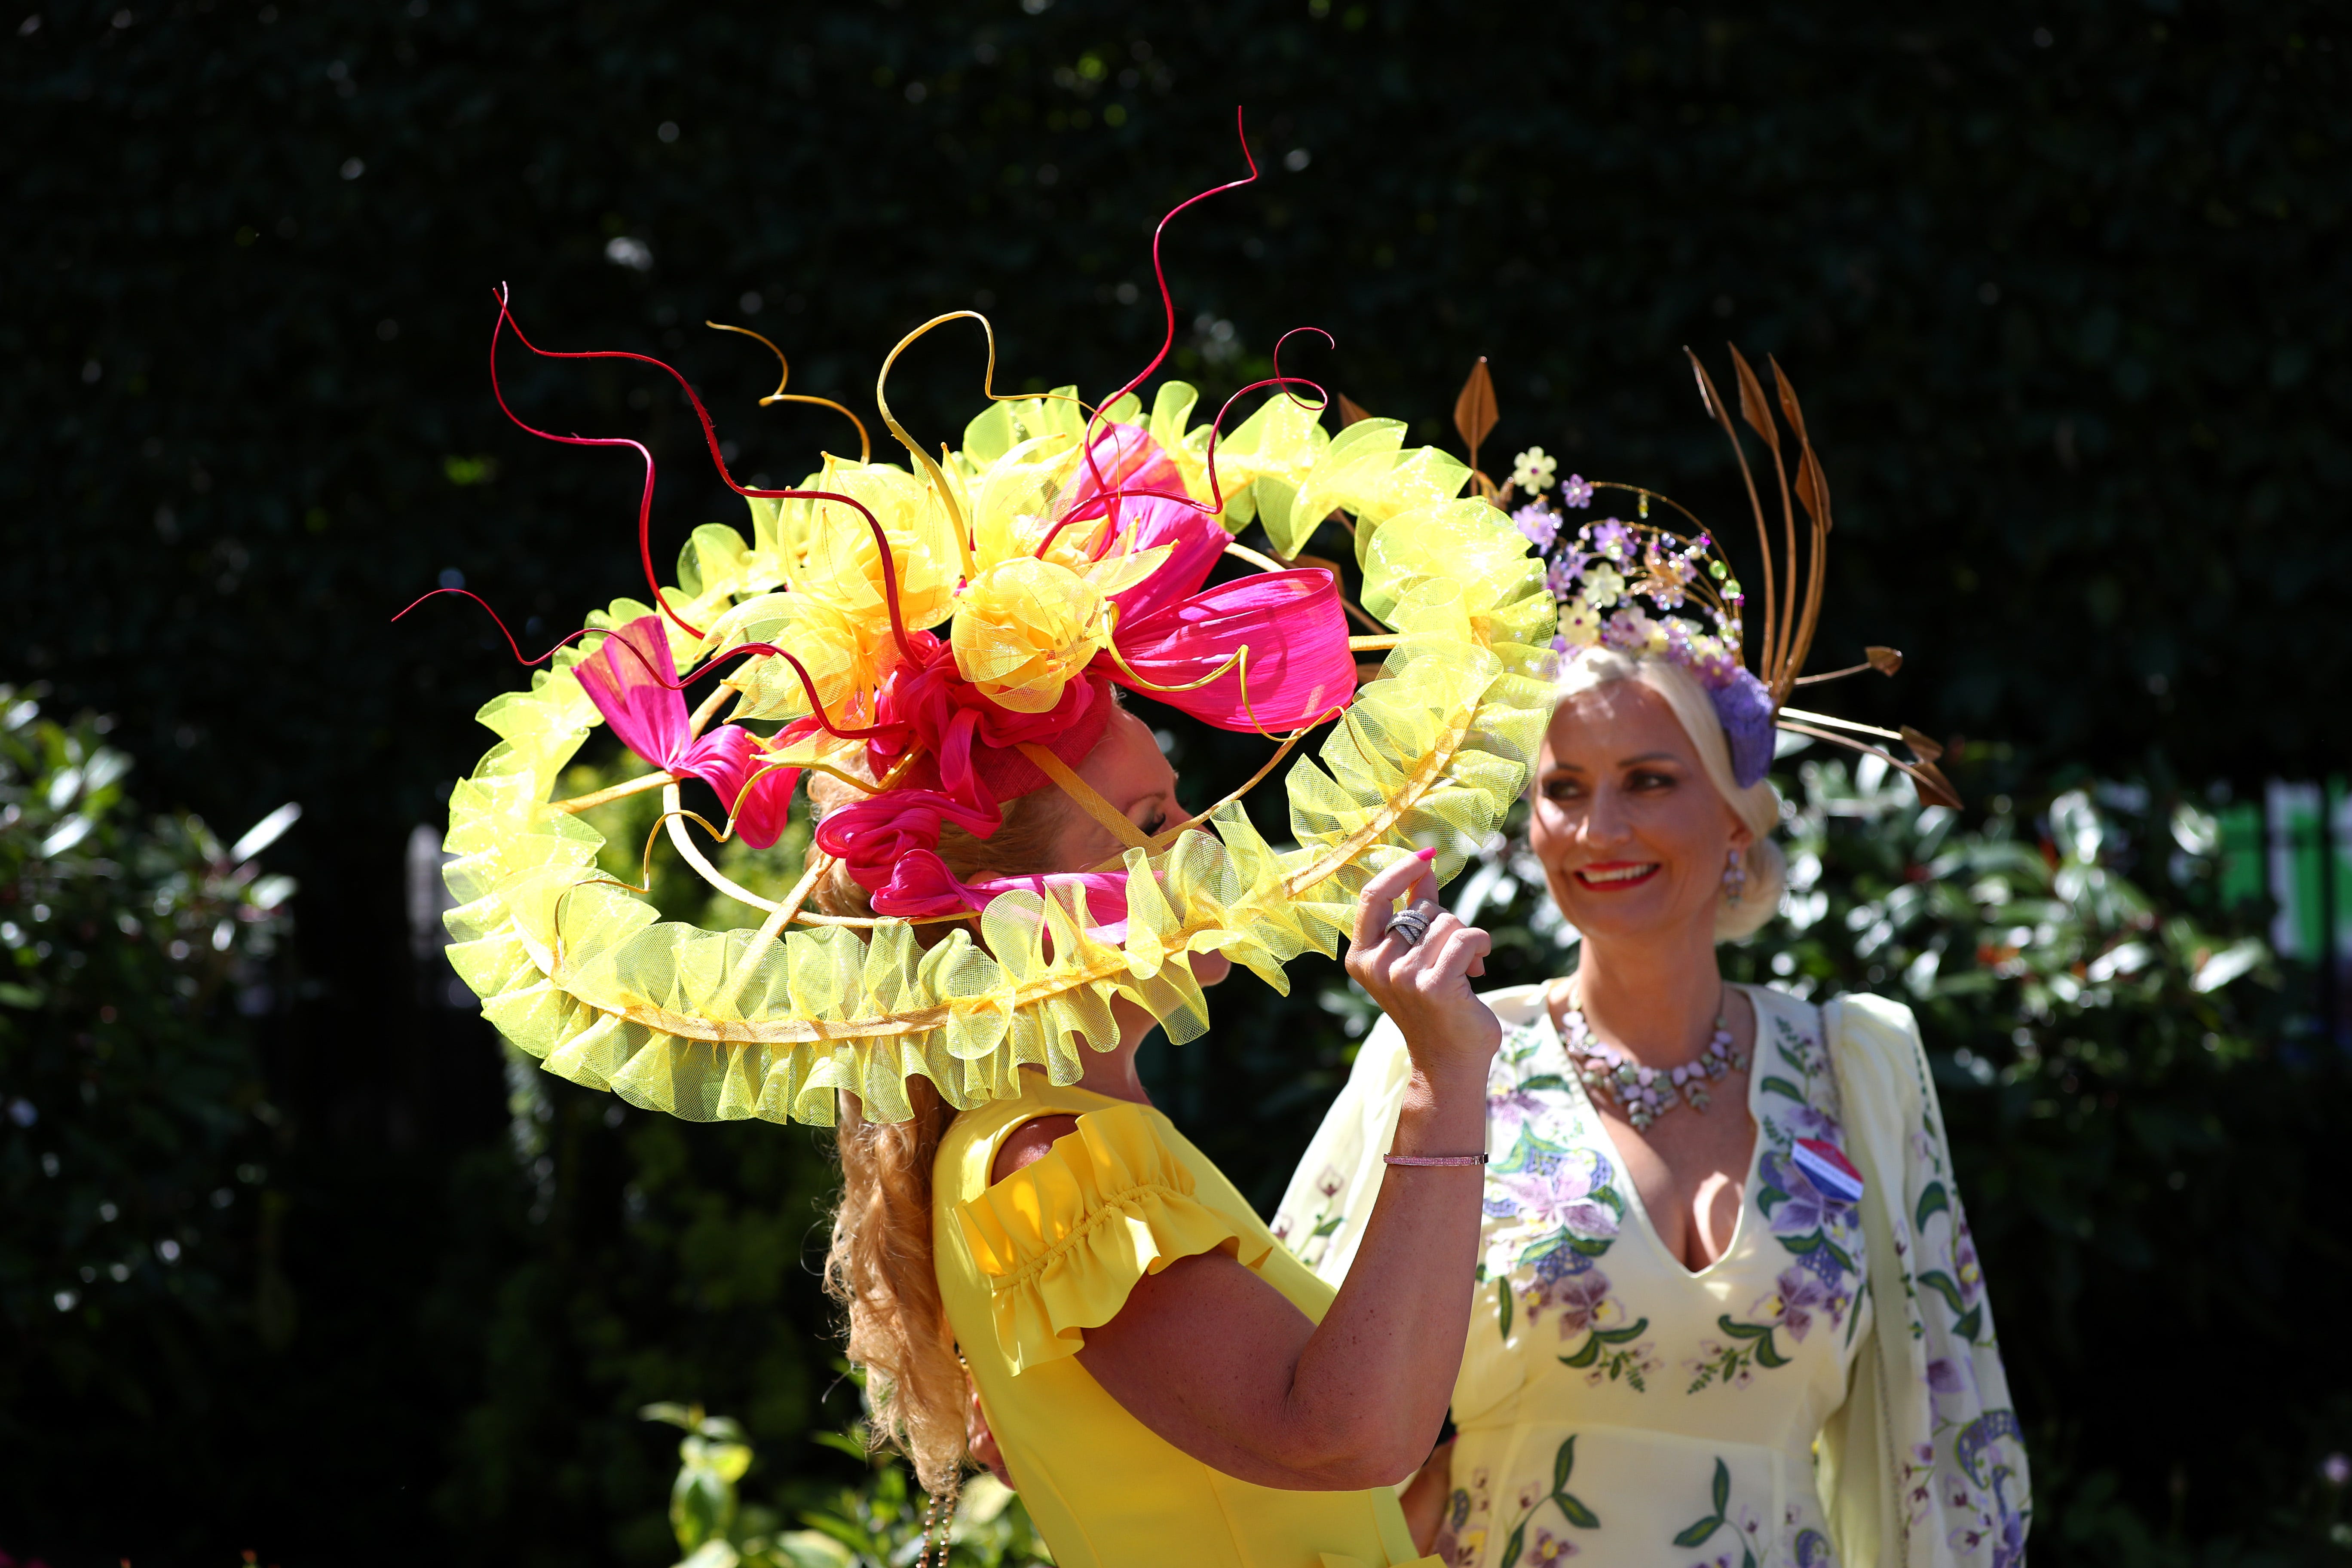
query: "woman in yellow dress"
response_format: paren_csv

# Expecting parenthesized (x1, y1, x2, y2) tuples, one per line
(823, 700, 1498, 1568)
(439, 280, 1561, 1561)
(1277, 354, 2030, 1568)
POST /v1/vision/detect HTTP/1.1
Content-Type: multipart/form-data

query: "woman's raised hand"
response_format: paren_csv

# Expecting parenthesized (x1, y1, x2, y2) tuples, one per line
(1345, 848, 1502, 1083)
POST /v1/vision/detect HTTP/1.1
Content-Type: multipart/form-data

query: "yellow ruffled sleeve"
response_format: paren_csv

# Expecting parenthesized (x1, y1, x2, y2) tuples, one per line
(954, 1103, 1271, 1375)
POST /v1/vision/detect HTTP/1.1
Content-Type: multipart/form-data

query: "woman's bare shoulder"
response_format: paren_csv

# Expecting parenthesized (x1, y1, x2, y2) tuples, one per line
(989, 1114, 1081, 1186)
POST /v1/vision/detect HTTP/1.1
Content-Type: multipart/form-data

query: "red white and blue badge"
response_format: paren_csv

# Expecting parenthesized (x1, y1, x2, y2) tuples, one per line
(1793, 1138, 1866, 1205)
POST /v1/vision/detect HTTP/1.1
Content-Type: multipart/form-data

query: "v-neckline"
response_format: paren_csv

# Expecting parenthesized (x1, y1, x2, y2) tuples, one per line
(1540, 980, 1769, 1283)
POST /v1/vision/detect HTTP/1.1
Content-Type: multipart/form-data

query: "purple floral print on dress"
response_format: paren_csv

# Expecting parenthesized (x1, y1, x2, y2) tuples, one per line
(1952, 1223, 1985, 1308)
(1488, 1083, 1550, 1133)
(1525, 1263, 1614, 1338)
(1770, 1267, 1831, 1342)
(1484, 1141, 1620, 1242)
(1777, 1099, 1844, 1143)
(1528, 1529, 1579, 1564)
(1758, 1150, 1854, 1240)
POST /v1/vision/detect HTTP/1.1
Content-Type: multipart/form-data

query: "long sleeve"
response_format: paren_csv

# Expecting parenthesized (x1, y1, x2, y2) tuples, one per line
(1822, 994, 2032, 1568)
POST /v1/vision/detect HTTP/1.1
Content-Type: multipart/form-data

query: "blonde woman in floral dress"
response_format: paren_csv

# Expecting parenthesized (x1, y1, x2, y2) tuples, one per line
(1275, 392, 2030, 1568)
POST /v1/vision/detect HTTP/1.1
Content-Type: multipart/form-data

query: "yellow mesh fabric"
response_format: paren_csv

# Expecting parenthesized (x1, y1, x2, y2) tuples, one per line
(443, 382, 1558, 1126)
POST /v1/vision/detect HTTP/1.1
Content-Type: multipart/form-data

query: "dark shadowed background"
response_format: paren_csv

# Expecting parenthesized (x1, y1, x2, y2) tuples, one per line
(6, 1, 2349, 1564)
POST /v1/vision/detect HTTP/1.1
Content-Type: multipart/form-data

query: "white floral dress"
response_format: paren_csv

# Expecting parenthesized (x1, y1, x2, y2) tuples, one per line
(1273, 983, 2030, 1568)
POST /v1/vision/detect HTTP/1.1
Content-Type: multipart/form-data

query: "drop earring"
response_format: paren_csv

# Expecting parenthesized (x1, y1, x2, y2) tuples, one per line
(1722, 846, 1746, 906)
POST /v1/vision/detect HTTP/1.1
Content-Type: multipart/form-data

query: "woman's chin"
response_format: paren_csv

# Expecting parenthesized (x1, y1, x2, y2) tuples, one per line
(1553, 885, 1693, 944)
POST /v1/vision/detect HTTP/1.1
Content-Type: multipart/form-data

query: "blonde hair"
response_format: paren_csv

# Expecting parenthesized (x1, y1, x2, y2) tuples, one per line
(1553, 648, 1785, 940)
(814, 773, 1077, 1495)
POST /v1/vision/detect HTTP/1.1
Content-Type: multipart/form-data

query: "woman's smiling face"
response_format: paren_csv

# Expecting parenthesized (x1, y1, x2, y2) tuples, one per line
(1527, 678, 1752, 946)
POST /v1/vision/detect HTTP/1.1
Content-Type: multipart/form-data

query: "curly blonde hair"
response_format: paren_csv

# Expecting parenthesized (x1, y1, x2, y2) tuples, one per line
(815, 772, 1076, 1494)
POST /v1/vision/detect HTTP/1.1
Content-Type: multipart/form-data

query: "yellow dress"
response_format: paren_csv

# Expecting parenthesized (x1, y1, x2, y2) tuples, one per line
(934, 1078, 1441, 1568)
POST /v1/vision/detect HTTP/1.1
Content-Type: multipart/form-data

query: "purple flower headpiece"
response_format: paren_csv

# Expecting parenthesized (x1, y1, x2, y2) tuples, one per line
(1513, 467, 1777, 786)
(1501, 346, 1959, 807)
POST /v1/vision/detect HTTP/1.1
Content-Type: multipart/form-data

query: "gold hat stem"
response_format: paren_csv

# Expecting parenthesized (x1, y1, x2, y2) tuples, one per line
(742, 850, 832, 958)
(688, 681, 736, 735)
(1774, 721, 1962, 809)
(728, 749, 922, 963)
(876, 310, 1007, 582)
(703, 320, 872, 463)
(552, 769, 676, 815)
(1774, 705, 1904, 744)
(1222, 540, 1288, 573)
(1017, 742, 1154, 851)
(662, 782, 781, 911)
(1684, 350, 1779, 689)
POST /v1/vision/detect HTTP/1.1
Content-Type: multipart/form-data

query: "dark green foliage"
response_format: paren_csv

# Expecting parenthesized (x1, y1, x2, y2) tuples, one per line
(420, 1062, 847, 1566)
(636, 1399, 1051, 1568)
(4, 1, 2346, 1563)
(0, 686, 290, 1478)
(10, 0, 2347, 823)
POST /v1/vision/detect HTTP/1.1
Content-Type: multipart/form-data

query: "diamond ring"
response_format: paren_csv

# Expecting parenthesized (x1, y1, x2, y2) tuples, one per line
(1383, 909, 1433, 947)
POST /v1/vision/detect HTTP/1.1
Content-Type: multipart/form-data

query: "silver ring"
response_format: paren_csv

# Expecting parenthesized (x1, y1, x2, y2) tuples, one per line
(1383, 910, 1433, 946)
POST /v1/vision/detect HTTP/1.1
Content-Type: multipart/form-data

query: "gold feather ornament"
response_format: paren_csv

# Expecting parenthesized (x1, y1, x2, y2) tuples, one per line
(1344, 347, 1960, 808)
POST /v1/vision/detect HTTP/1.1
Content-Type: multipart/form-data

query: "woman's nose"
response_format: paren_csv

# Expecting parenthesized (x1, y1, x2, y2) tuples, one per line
(1578, 784, 1632, 846)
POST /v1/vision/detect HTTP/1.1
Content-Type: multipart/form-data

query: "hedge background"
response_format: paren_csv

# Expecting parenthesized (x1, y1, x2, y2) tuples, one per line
(6, 0, 2348, 1562)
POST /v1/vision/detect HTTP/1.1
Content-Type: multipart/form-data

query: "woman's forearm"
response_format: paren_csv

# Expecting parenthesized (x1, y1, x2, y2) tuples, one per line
(1243, 859, 1503, 1488)
(1276, 1062, 1488, 1484)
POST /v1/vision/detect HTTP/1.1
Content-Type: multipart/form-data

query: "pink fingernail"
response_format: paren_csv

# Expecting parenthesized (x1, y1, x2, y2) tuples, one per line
(1416, 846, 1438, 861)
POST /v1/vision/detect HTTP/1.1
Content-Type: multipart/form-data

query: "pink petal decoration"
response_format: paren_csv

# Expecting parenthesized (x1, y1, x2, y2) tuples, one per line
(814, 787, 1001, 918)
(865, 850, 988, 921)
(573, 616, 694, 766)
(724, 759, 802, 851)
(963, 869, 1133, 943)
(573, 614, 792, 844)
(1105, 567, 1357, 732)
(1063, 423, 1225, 622)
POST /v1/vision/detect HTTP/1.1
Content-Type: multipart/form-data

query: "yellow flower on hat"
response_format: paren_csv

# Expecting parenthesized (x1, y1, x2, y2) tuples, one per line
(799, 459, 962, 632)
(964, 432, 1173, 593)
(706, 588, 899, 723)
(951, 556, 1111, 714)
(1557, 594, 1603, 647)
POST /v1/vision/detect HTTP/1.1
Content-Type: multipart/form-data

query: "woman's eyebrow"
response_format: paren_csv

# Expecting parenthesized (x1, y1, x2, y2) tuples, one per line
(1616, 751, 1681, 768)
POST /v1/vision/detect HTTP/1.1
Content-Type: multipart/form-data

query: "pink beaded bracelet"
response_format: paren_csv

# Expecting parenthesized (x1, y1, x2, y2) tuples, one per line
(1383, 1152, 1488, 1167)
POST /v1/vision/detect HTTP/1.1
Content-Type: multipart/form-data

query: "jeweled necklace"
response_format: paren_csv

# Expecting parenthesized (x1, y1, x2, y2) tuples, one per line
(1555, 985, 1748, 1130)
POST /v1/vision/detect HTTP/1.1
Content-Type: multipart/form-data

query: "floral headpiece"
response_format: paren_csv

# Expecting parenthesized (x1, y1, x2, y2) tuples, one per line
(1473, 348, 1958, 806)
(429, 146, 1558, 1128)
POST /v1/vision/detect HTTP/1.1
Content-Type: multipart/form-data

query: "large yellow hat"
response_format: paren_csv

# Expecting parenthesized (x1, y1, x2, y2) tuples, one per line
(438, 288, 1555, 1127)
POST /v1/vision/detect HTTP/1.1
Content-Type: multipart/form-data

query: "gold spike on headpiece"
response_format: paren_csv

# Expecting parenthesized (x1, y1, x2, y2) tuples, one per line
(1681, 346, 1958, 808)
(1437, 347, 1961, 810)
